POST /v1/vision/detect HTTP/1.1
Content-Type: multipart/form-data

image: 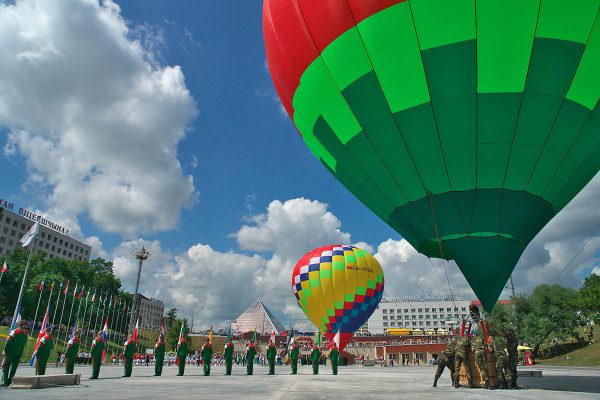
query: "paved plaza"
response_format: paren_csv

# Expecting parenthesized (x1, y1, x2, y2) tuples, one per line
(2, 363, 599, 399)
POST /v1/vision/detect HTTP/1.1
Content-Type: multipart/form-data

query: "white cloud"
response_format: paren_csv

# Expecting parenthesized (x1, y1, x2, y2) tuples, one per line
(0, 0, 198, 238)
(592, 267, 600, 276)
(352, 241, 374, 254)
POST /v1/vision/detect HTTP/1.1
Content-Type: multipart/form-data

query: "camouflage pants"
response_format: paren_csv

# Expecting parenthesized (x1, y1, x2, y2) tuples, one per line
(434, 356, 455, 385)
(454, 352, 472, 385)
(495, 355, 510, 387)
(474, 350, 489, 382)
(508, 354, 518, 387)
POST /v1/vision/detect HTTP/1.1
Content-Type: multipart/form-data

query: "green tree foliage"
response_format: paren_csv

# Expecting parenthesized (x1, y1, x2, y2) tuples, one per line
(166, 318, 190, 351)
(579, 273, 600, 323)
(165, 308, 178, 329)
(0, 249, 122, 325)
(521, 284, 579, 354)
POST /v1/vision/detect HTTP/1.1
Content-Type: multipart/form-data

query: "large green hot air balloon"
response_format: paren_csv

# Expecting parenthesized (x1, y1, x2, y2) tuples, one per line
(263, 0, 600, 311)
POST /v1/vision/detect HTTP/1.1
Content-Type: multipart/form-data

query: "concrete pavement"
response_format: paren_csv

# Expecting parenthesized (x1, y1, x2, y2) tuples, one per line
(2, 363, 599, 399)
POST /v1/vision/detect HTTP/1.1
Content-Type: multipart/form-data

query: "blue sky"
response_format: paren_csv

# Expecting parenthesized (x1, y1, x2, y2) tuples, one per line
(0, 0, 598, 328)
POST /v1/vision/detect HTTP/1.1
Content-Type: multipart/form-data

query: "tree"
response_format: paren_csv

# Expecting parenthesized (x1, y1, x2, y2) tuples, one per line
(165, 308, 178, 329)
(579, 273, 600, 323)
(521, 284, 579, 355)
(166, 318, 190, 351)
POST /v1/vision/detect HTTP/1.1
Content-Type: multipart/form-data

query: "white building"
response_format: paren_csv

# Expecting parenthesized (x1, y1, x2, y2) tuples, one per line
(135, 294, 165, 331)
(0, 202, 91, 261)
(358, 295, 472, 335)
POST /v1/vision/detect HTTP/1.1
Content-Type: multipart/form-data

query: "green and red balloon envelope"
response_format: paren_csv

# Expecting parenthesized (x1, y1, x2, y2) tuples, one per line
(264, 0, 600, 312)
(292, 245, 384, 350)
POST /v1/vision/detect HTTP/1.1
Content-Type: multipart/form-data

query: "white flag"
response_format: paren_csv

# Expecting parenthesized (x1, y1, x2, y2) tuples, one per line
(20, 220, 40, 247)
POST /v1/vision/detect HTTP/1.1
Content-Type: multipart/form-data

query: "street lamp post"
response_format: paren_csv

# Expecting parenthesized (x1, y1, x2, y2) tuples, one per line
(129, 246, 151, 334)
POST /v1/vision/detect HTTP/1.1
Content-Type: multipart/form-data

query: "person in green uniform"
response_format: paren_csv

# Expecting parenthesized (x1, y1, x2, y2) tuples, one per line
(65, 330, 80, 374)
(489, 333, 510, 389)
(2, 321, 28, 386)
(310, 344, 321, 375)
(453, 334, 473, 388)
(505, 328, 518, 388)
(290, 341, 299, 375)
(266, 341, 276, 375)
(224, 340, 234, 376)
(246, 341, 256, 375)
(433, 337, 456, 387)
(154, 336, 165, 376)
(472, 331, 492, 389)
(176, 337, 188, 376)
(90, 331, 105, 379)
(122, 334, 136, 377)
(201, 340, 213, 376)
(35, 330, 54, 375)
(329, 342, 339, 375)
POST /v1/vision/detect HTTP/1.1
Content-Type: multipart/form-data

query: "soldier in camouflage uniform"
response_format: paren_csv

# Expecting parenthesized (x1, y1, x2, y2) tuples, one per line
(433, 337, 455, 387)
(472, 331, 492, 389)
(488, 333, 510, 389)
(453, 334, 473, 388)
(506, 327, 518, 388)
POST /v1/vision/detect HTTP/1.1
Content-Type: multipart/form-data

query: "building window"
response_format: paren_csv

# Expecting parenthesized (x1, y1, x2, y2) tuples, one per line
(390, 315, 395, 320)
(411, 308, 415, 313)
(404, 309, 409, 313)
(13, 221, 18, 227)
(425, 308, 430, 312)
(461, 307, 466, 312)
(59, 239, 63, 245)
(46, 244, 50, 249)
(389, 309, 395, 313)
(39, 241, 44, 247)
(433, 321, 438, 326)
(391, 322, 396, 327)
(412, 315, 416, 320)
(5, 217, 10, 223)
(440, 314, 444, 318)
(419, 321, 424, 326)
(383, 316, 388, 320)
(41, 232, 45, 238)
(433, 315, 437, 319)
(447, 308, 451, 312)
(2, 227, 6, 234)
(383, 322, 388, 327)
(0, 238, 4, 244)
(412, 321, 417, 326)
(21, 223, 26, 230)
(418, 308, 423, 312)
(419, 315, 423, 319)
(425, 315, 430, 319)
(68, 252, 72, 257)
(397, 309, 402, 313)
(8, 240, 13, 246)
(382, 309, 387, 314)
(53, 237, 57, 243)
(432, 308, 437, 312)
(52, 245, 55, 251)
(11, 230, 15, 237)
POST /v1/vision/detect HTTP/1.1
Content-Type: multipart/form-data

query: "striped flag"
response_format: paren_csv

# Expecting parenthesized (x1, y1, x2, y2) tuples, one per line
(30, 306, 50, 366)
(101, 317, 109, 361)
(132, 319, 139, 344)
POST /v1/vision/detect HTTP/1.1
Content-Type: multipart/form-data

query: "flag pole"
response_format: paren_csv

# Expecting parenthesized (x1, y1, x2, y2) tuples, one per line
(23, 278, 45, 360)
(51, 279, 63, 330)
(92, 291, 104, 336)
(53, 280, 70, 362)
(105, 295, 114, 357)
(79, 289, 90, 346)
(63, 283, 79, 351)
(9, 233, 37, 331)
(83, 290, 98, 349)
(73, 287, 86, 335)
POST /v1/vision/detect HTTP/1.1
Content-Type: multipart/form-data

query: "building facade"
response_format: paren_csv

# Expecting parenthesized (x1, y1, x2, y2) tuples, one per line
(0, 204, 91, 261)
(135, 293, 164, 331)
(359, 296, 472, 335)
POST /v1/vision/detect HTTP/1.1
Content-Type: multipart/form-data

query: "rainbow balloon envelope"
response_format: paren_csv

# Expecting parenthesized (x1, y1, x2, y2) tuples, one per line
(292, 245, 384, 350)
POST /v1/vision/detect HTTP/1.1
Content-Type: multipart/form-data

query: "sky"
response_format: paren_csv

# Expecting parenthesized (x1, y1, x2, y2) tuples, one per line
(0, 0, 598, 331)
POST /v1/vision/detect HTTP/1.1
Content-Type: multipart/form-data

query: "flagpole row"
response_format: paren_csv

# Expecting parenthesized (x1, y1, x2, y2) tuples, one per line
(92, 291, 103, 339)
(23, 278, 45, 360)
(105, 295, 114, 357)
(62, 283, 79, 351)
(80, 290, 91, 348)
(72, 287, 85, 339)
(51, 279, 63, 331)
(84, 290, 97, 350)
(52, 280, 70, 363)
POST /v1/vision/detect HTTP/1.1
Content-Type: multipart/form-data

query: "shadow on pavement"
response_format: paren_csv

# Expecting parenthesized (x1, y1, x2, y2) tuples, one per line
(519, 376, 600, 394)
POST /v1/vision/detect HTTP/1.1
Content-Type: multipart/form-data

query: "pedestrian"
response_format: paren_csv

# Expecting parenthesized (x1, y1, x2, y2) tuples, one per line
(176, 336, 189, 376)
(122, 334, 136, 377)
(246, 341, 256, 375)
(154, 336, 165, 376)
(290, 340, 299, 375)
(472, 331, 492, 389)
(505, 327, 518, 388)
(453, 334, 473, 388)
(489, 333, 510, 389)
(224, 339, 234, 375)
(310, 344, 321, 375)
(65, 330, 80, 374)
(1, 321, 28, 386)
(433, 337, 455, 387)
(201, 339, 213, 376)
(267, 341, 276, 375)
(329, 342, 339, 375)
(90, 331, 105, 379)
(35, 329, 54, 376)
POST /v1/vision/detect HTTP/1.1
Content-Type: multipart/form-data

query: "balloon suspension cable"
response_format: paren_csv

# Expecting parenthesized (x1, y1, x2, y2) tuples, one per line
(550, 220, 600, 283)
(426, 192, 456, 308)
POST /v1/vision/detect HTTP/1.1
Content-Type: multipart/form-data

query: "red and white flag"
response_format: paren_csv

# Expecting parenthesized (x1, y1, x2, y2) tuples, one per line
(30, 306, 50, 366)
(63, 280, 70, 295)
(1, 260, 7, 273)
(269, 329, 276, 345)
(132, 319, 139, 344)
(329, 331, 340, 350)
(101, 317, 109, 361)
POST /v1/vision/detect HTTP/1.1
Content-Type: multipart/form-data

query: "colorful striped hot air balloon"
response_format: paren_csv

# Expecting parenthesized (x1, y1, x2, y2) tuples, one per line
(264, 0, 600, 312)
(292, 245, 384, 350)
